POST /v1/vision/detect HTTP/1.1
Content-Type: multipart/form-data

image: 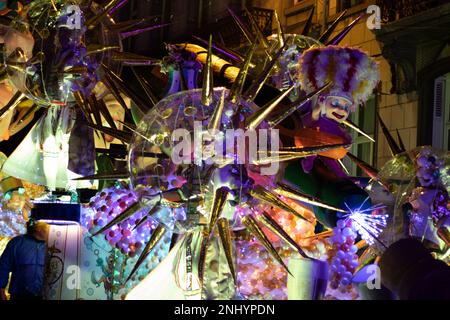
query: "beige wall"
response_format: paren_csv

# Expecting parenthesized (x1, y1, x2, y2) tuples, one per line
(254, 0, 419, 167)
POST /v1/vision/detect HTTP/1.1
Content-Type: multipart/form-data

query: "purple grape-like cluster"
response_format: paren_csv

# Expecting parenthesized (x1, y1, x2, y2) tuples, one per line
(416, 149, 445, 188)
(328, 219, 359, 289)
(85, 187, 156, 257)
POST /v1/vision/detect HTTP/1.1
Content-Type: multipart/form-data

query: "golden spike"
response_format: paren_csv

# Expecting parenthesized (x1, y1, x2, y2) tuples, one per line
(102, 64, 150, 114)
(301, 230, 333, 240)
(217, 218, 236, 284)
(245, 85, 295, 130)
(85, 123, 132, 143)
(241, 214, 292, 275)
(268, 82, 333, 128)
(111, 51, 160, 66)
(107, 16, 161, 32)
(227, 7, 254, 45)
(207, 89, 225, 132)
(201, 34, 214, 106)
(87, 94, 103, 126)
(126, 224, 167, 282)
(92, 201, 145, 237)
(327, 14, 364, 45)
(87, 0, 122, 30)
(253, 143, 347, 165)
(71, 171, 130, 180)
(342, 119, 375, 143)
(274, 183, 348, 214)
(302, 6, 315, 36)
(63, 66, 88, 74)
(120, 23, 171, 40)
(116, 120, 154, 144)
(273, 10, 285, 48)
(346, 152, 391, 191)
(131, 67, 159, 107)
(243, 7, 270, 49)
(258, 211, 310, 259)
(377, 110, 402, 156)
(208, 187, 229, 232)
(318, 10, 348, 43)
(396, 129, 406, 152)
(0, 91, 26, 119)
(228, 41, 257, 104)
(97, 98, 118, 130)
(192, 35, 244, 64)
(132, 204, 161, 231)
(249, 185, 307, 221)
(86, 44, 121, 55)
(243, 43, 287, 102)
(100, 75, 132, 119)
(74, 91, 94, 124)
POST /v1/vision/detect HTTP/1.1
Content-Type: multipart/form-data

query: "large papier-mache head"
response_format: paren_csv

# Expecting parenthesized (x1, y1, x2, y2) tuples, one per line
(298, 45, 380, 111)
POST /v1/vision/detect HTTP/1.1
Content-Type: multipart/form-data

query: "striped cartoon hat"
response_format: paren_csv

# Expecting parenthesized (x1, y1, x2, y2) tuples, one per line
(298, 45, 380, 110)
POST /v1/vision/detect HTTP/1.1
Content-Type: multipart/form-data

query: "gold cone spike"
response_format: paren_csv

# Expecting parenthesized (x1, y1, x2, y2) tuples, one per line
(268, 82, 332, 128)
(87, 94, 103, 126)
(102, 64, 149, 114)
(63, 66, 88, 74)
(342, 119, 375, 143)
(327, 14, 364, 45)
(273, 10, 285, 48)
(208, 187, 229, 232)
(120, 23, 171, 40)
(207, 89, 225, 132)
(376, 112, 402, 156)
(87, 0, 122, 30)
(97, 98, 118, 129)
(73, 91, 94, 123)
(258, 211, 310, 259)
(0, 91, 26, 119)
(217, 218, 236, 284)
(86, 123, 132, 143)
(111, 51, 160, 66)
(249, 185, 307, 221)
(253, 143, 347, 165)
(227, 7, 254, 45)
(131, 67, 159, 107)
(243, 43, 287, 102)
(126, 224, 167, 282)
(228, 41, 257, 104)
(100, 73, 132, 118)
(274, 183, 348, 214)
(244, 7, 270, 49)
(245, 85, 295, 130)
(201, 35, 214, 106)
(241, 214, 292, 275)
(318, 10, 348, 43)
(396, 129, 406, 152)
(86, 44, 121, 55)
(71, 171, 130, 180)
(302, 7, 315, 36)
(346, 152, 391, 190)
(132, 204, 161, 231)
(92, 201, 145, 237)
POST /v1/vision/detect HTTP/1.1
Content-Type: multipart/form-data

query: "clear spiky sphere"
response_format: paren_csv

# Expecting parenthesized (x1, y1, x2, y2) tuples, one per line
(3, 0, 122, 106)
(128, 87, 276, 233)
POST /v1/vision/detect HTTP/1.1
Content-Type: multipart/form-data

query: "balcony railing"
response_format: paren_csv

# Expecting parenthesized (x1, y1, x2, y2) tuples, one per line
(376, 0, 449, 23)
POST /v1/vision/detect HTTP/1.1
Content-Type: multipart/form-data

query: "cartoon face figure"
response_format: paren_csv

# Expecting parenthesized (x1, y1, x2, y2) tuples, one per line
(319, 95, 353, 123)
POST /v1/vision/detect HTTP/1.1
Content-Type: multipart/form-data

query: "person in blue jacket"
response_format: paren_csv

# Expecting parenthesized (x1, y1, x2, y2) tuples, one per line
(0, 220, 49, 300)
